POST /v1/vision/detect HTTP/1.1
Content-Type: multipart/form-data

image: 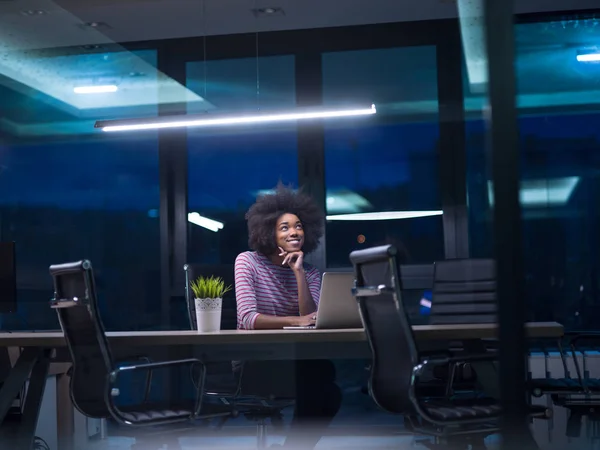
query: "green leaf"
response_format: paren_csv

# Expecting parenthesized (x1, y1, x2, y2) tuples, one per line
(190, 275, 232, 299)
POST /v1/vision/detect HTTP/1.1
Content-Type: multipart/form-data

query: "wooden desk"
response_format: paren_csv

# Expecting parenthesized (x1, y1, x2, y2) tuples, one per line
(0, 321, 564, 349)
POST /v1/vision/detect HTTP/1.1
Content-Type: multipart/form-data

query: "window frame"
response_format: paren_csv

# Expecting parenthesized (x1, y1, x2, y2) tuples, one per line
(164, 19, 468, 314)
(28, 18, 471, 325)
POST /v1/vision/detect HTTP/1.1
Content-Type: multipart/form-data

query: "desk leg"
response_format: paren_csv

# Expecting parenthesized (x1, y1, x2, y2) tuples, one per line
(57, 370, 74, 450)
(14, 349, 51, 450)
(0, 347, 40, 424)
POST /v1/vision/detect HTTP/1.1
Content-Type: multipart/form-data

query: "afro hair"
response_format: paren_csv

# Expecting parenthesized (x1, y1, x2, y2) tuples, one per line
(245, 184, 324, 256)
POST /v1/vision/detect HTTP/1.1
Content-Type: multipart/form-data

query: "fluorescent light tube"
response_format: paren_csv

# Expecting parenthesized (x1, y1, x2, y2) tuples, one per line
(577, 53, 600, 62)
(95, 104, 376, 132)
(187, 212, 224, 232)
(487, 177, 579, 206)
(74, 85, 118, 94)
(326, 211, 443, 221)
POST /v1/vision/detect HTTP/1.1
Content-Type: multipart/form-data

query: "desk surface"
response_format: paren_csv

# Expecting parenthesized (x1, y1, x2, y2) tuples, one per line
(0, 322, 563, 347)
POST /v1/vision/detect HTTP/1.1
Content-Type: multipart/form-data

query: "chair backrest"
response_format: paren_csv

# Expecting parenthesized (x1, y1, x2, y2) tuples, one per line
(49, 260, 113, 419)
(184, 264, 237, 330)
(431, 258, 497, 324)
(349, 245, 419, 414)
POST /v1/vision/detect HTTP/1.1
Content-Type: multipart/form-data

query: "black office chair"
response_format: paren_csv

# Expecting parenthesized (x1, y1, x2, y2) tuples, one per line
(431, 259, 497, 325)
(349, 246, 550, 449)
(430, 258, 499, 380)
(49, 260, 230, 449)
(529, 332, 600, 438)
(183, 263, 294, 449)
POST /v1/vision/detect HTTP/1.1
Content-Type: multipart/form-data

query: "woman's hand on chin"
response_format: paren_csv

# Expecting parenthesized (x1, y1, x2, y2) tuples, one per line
(278, 247, 304, 273)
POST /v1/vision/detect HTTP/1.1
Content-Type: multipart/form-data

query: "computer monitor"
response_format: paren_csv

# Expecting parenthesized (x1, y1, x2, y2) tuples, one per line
(0, 242, 17, 313)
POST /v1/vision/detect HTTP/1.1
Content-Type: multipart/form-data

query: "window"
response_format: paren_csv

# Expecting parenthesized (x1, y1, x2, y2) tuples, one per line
(466, 18, 600, 329)
(323, 47, 444, 267)
(0, 49, 162, 331)
(186, 56, 298, 267)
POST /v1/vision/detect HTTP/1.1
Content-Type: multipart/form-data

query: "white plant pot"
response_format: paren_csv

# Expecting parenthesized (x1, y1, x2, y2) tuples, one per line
(194, 297, 222, 333)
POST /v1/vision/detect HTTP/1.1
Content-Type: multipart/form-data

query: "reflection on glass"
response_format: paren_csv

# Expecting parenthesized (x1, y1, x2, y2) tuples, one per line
(0, 48, 201, 137)
(0, 49, 161, 331)
(466, 15, 600, 330)
(186, 56, 298, 268)
(323, 47, 444, 267)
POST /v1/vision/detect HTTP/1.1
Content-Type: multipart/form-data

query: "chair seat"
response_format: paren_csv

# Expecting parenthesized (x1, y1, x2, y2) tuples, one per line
(422, 399, 549, 422)
(118, 402, 194, 424)
(529, 378, 600, 394)
(423, 399, 501, 421)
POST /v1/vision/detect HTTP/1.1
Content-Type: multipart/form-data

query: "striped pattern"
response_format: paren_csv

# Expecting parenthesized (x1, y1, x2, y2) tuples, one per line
(234, 251, 321, 329)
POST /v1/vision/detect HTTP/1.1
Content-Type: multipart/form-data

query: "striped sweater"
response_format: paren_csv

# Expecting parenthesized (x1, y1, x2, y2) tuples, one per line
(234, 251, 321, 329)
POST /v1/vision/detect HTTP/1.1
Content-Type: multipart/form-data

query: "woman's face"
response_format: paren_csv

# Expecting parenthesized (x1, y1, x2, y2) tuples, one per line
(275, 213, 304, 253)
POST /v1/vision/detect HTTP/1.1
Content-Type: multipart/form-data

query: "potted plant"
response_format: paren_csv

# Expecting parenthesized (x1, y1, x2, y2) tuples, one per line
(190, 276, 232, 332)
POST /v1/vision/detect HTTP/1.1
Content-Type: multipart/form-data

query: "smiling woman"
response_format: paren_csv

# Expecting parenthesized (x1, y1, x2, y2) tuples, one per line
(233, 185, 342, 450)
(235, 184, 324, 330)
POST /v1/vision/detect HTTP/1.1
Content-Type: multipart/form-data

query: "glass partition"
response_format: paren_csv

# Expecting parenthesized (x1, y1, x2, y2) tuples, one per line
(0, 49, 161, 331)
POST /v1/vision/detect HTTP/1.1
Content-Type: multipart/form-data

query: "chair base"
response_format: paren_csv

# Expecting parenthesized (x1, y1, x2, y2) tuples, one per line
(245, 410, 286, 449)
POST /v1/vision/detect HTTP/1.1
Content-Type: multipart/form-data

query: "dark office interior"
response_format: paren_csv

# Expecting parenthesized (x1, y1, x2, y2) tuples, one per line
(1, 0, 600, 449)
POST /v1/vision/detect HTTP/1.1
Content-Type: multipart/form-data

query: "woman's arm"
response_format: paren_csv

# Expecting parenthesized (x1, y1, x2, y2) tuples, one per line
(295, 266, 318, 316)
(254, 313, 315, 329)
(281, 250, 320, 316)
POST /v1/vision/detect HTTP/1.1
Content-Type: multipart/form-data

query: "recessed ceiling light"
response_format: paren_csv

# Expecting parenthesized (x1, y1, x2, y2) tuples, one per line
(78, 21, 112, 30)
(80, 44, 105, 51)
(252, 7, 285, 17)
(20, 10, 48, 16)
(74, 85, 118, 94)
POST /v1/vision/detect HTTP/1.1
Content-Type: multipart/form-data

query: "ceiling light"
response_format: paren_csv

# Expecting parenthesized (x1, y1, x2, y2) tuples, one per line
(20, 10, 48, 16)
(80, 44, 105, 51)
(577, 52, 600, 62)
(95, 104, 376, 132)
(457, 0, 487, 92)
(74, 85, 118, 94)
(326, 211, 443, 221)
(79, 21, 112, 30)
(252, 7, 285, 17)
(188, 213, 224, 232)
(487, 177, 579, 206)
(326, 190, 372, 214)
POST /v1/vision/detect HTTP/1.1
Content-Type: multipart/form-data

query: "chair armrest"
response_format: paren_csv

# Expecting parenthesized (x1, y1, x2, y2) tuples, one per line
(107, 358, 206, 424)
(116, 356, 153, 403)
(416, 353, 497, 377)
(111, 358, 203, 375)
(564, 331, 600, 346)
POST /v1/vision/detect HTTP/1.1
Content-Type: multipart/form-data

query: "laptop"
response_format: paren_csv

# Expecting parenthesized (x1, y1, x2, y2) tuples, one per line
(283, 272, 363, 330)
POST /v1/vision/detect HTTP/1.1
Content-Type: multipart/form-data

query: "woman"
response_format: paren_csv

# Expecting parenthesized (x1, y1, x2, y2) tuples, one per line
(234, 185, 342, 449)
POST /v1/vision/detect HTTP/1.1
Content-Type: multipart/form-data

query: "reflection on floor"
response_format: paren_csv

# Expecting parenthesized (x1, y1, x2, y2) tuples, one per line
(81, 396, 600, 450)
